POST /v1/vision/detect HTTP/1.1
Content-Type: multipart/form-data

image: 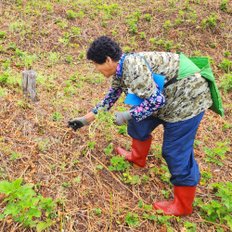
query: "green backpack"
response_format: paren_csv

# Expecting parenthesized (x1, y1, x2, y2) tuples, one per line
(177, 53, 224, 116)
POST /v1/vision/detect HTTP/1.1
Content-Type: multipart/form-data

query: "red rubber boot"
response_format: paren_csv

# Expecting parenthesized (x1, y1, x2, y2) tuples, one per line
(116, 136, 152, 167)
(153, 186, 196, 216)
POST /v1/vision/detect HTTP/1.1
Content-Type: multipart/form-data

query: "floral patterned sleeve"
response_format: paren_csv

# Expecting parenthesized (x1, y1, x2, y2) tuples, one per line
(129, 88, 165, 121)
(92, 87, 123, 114)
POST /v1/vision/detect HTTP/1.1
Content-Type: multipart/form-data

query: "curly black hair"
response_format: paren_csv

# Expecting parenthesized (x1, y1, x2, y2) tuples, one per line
(87, 36, 122, 64)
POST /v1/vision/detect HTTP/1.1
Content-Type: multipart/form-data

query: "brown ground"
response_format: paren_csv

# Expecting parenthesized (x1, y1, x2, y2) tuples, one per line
(0, 0, 231, 231)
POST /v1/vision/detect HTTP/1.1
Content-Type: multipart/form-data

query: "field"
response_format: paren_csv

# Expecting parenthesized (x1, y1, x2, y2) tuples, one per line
(0, 0, 232, 231)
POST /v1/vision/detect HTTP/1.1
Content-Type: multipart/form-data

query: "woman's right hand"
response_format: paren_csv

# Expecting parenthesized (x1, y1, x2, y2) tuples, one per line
(68, 112, 95, 131)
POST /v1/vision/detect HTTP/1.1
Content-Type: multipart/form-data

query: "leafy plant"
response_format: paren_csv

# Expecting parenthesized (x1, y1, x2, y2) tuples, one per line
(220, 0, 229, 12)
(161, 189, 170, 199)
(0, 72, 9, 85)
(94, 111, 115, 141)
(139, 31, 146, 39)
(200, 170, 212, 185)
(62, 182, 71, 188)
(104, 143, 114, 156)
(220, 73, 232, 93)
(122, 172, 140, 185)
(144, 13, 152, 22)
(197, 182, 232, 230)
(125, 212, 140, 227)
(0, 179, 56, 231)
(184, 221, 197, 232)
(71, 26, 81, 36)
(126, 11, 141, 34)
(202, 13, 218, 29)
(65, 55, 73, 64)
(55, 19, 68, 29)
(48, 52, 60, 67)
(97, 3, 120, 19)
(117, 124, 127, 135)
(9, 20, 27, 33)
(223, 51, 231, 58)
(149, 38, 176, 51)
(87, 141, 96, 150)
(108, 156, 130, 172)
(0, 87, 7, 97)
(156, 215, 173, 227)
(163, 20, 172, 30)
(204, 141, 230, 166)
(10, 152, 23, 161)
(93, 208, 102, 216)
(219, 59, 232, 73)
(66, 10, 79, 20)
(52, 112, 63, 121)
(0, 31, 6, 39)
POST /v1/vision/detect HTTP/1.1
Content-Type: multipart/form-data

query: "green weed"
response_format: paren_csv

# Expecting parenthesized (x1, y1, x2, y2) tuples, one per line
(220, 73, 232, 93)
(223, 51, 231, 58)
(196, 182, 232, 230)
(104, 143, 114, 156)
(93, 208, 102, 216)
(0, 87, 7, 97)
(17, 100, 32, 109)
(161, 189, 170, 199)
(219, 59, 232, 73)
(9, 20, 28, 33)
(163, 20, 172, 30)
(73, 176, 81, 184)
(117, 124, 127, 135)
(62, 182, 71, 188)
(10, 152, 23, 161)
(94, 111, 115, 141)
(202, 13, 218, 29)
(125, 212, 140, 227)
(204, 141, 230, 166)
(149, 38, 176, 51)
(97, 3, 120, 19)
(0, 179, 56, 231)
(48, 52, 60, 67)
(144, 13, 152, 22)
(126, 11, 141, 34)
(70, 26, 81, 36)
(139, 32, 146, 39)
(122, 172, 140, 185)
(65, 55, 73, 64)
(87, 141, 96, 150)
(220, 0, 229, 12)
(52, 112, 63, 121)
(200, 170, 212, 185)
(55, 19, 68, 29)
(66, 10, 79, 20)
(222, 121, 232, 131)
(0, 72, 9, 86)
(0, 31, 6, 39)
(108, 156, 130, 172)
(183, 221, 196, 232)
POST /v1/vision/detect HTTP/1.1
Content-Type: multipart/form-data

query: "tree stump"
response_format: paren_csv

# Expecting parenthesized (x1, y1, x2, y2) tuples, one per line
(22, 70, 38, 102)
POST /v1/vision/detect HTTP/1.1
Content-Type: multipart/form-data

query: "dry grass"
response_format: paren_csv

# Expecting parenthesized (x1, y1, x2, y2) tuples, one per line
(0, 0, 231, 231)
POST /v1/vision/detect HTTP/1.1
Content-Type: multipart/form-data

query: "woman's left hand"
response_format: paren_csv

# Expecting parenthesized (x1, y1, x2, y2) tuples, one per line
(114, 111, 132, 126)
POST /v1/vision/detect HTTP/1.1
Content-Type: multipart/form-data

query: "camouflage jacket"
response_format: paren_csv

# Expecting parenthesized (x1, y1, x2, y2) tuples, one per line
(111, 52, 212, 122)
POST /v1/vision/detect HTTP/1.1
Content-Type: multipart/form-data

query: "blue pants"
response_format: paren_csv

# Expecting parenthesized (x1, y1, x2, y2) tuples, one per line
(127, 112, 204, 186)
